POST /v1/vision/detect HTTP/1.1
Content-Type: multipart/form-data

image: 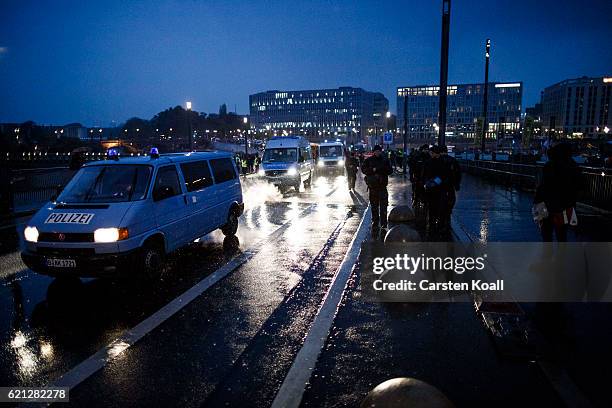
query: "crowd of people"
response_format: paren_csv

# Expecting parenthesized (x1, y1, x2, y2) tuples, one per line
(234, 153, 260, 175)
(344, 144, 461, 236)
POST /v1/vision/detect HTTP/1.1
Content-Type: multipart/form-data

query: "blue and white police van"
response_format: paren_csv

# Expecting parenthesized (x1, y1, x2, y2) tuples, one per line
(21, 150, 244, 278)
(316, 140, 345, 174)
(258, 136, 314, 191)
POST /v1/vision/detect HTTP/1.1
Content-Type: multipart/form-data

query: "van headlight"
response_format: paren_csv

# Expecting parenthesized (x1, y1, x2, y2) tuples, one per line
(317, 160, 324, 167)
(94, 227, 129, 243)
(338, 159, 345, 166)
(24, 226, 39, 243)
(287, 167, 297, 176)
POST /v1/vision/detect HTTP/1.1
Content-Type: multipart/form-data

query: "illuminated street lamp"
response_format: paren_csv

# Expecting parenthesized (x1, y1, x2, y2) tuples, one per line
(186, 101, 193, 151)
(243, 116, 249, 158)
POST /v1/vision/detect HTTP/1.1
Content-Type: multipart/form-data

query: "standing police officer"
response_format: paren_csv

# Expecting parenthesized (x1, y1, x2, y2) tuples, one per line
(361, 145, 393, 231)
(345, 151, 359, 191)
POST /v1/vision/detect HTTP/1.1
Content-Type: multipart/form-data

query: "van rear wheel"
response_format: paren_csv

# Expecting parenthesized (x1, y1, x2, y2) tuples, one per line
(221, 211, 239, 236)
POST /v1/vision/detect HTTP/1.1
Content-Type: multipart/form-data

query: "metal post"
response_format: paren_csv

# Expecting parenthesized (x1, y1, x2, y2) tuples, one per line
(438, 0, 451, 146)
(548, 116, 555, 145)
(481, 38, 491, 153)
(403, 92, 408, 176)
(188, 118, 192, 151)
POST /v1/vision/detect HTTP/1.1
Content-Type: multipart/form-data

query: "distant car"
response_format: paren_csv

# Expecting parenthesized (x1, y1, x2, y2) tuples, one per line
(316, 141, 345, 174)
(259, 136, 314, 191)
(21, 151, 244, 279)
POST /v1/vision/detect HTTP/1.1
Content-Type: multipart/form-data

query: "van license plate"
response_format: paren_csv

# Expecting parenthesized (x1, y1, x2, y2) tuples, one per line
(46, 258, 77, 268)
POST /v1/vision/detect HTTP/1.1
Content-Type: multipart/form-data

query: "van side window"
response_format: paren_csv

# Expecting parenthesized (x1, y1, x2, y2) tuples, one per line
(180, 161, 213, 192)
(210, 158, 236, 183)
(301, 147, 311, 162)
(153, 166, 181, 200)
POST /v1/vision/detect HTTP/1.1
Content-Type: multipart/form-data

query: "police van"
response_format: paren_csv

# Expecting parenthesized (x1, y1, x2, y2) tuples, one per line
(316, 140, 345, 174)
(21, 150, 244, 278)
(258, 136, 314, 191)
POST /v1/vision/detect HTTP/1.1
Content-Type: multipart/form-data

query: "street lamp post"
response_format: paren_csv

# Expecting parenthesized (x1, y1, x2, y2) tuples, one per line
(385, 111, 391, 146)
(438, 0, 451, 146)
(243, 116, 249, 159)
(186, 101, 192, 151)
(481, 39, 491, 153)
(403, 91, 408, 176)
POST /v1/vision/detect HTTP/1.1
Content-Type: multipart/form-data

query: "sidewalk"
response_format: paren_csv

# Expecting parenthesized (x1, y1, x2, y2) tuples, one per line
(301, 173, 611, 407)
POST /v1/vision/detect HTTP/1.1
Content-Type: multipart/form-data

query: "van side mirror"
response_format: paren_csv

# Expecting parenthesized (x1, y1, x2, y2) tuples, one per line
(153, 186, 175, 201)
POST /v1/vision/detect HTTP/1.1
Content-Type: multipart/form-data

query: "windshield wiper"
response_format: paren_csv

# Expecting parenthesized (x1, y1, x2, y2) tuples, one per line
(84, 167, 106, 202)
(127, 168, 138, 201)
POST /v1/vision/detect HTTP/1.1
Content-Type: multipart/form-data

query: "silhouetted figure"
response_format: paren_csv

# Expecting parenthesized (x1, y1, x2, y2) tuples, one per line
(423, 145, 454, 235)
(440, 145, 461, 230)
(361, 145, 393, 231)
(345, 151, 358, 191)
(408, 144, 430, 208)
(534, 143, 583, 242)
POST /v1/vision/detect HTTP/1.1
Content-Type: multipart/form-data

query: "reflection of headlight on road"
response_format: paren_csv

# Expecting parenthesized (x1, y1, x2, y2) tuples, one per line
(338, 159, 345, 166)
(24, 226, 39, 242)
(258, 168, 265, 176)
(317, 160, 324, 167)
(287, 167, 297, 176)
(94, 227, 128, 243)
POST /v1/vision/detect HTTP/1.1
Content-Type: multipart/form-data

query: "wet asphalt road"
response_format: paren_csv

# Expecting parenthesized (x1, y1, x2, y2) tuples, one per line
(0, 171, 368, 406)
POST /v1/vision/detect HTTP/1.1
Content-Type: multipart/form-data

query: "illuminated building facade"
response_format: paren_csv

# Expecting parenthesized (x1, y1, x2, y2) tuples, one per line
(541, 76, 611, 139)
(397, 82, 523, 146)
(249, 87, 388, 143)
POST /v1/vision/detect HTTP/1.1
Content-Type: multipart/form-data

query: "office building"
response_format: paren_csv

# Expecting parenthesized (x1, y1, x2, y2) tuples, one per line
(249, 87, 389, 144)
(541, 76, 611, 139)
(397, 82, 523, 147)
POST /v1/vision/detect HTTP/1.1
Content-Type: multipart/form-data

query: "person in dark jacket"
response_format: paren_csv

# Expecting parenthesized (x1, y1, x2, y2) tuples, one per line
(361, 145, 393, 230)
(423, 145, 454, 234)
(345, 151, 359, 191)
(408, 144, 431, 208)
(534, 142, 583, 242)
(440, 145, 461, 230)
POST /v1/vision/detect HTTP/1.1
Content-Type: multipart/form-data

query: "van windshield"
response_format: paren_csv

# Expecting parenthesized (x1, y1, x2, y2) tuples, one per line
(263, 148, 297, 163)
(320, 145, 343, 158)
(57, 165, 152, 203)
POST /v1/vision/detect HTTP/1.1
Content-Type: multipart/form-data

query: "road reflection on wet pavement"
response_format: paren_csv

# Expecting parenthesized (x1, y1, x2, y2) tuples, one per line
(0, 172, 365, 405)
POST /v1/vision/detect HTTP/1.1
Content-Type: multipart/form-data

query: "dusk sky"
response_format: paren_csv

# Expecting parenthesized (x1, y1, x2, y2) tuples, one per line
(1, 0, 610, 126)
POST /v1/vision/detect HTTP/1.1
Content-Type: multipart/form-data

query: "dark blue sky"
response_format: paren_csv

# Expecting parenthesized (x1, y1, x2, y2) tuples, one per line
(1, 0, 610, 126)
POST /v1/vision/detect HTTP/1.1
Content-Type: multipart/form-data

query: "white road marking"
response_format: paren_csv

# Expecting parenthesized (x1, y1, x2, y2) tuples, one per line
(39, 204, 319, 393)
(271, 206, 371, 408)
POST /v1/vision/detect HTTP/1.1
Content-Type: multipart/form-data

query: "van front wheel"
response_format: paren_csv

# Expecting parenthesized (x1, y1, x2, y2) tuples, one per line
(221, 211, 239, 236)
(140, 243, 164, 279)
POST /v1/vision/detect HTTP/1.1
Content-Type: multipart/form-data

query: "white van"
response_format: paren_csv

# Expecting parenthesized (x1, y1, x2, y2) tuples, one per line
(21, 151, 244, 279)
(259, 136, 314, 191)
(317, 141, 345, 174)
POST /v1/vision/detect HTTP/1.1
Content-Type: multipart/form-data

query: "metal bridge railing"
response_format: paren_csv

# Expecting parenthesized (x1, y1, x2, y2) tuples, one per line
(458, 159, 612, 212)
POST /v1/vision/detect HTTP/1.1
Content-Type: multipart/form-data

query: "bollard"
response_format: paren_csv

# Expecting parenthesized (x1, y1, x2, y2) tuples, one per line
(361, 377, 455, 408)
(384, 224, 421, 244)
(387, 205, 416, 223)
